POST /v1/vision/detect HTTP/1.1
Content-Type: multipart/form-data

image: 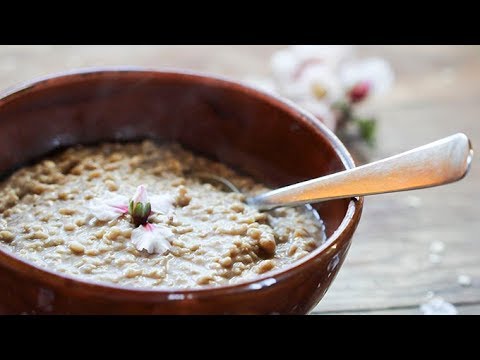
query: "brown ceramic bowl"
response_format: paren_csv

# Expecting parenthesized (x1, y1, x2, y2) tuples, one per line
(0, 67, 362, 314)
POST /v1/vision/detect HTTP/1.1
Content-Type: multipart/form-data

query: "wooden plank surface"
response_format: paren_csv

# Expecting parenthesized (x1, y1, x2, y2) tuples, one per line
(0, 45, 478, 314)
(317, 303, 480, 315)
(314, 46, 480, 314)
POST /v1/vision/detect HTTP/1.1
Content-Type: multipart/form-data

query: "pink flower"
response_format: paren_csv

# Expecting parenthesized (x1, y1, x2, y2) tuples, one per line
(271, 45, 354, 94)
(339, 58, 395, 101)
(89, 184, 174, 222)
(269, 47, 343, 132)
(296, 64, 343, 104)
(290, 45, 354, 68)
(88, 185, 175, 255)
(348, 81, 371, 103)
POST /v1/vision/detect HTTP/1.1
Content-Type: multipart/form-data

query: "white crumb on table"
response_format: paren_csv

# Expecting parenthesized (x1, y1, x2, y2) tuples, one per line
(420, 296, 458, 315)
(430, 241, 445, 254)
(457, 274, 472, 287)
(405, 195, 422, 208)
(429, 253, 442, 264)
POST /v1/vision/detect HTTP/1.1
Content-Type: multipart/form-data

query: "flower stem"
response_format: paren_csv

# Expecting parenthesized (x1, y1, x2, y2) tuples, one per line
(354, 117, 377, 146)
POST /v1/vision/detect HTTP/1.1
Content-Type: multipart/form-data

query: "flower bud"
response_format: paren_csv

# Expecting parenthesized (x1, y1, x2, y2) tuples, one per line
(128, 185, 152, 226)
(348, 81, 370, 103)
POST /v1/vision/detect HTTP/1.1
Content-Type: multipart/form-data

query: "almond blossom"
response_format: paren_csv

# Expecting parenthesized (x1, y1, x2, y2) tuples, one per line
(88, 184, 175, 254)
(243, 46, 395, 143)
(271, 45, 352, 104)
(289, 45, 354, 68)
(283, 64, 343, 104)
(271, 45, 353, 86)
(89, 185, 173, 222)
(339, 57, 395, 101)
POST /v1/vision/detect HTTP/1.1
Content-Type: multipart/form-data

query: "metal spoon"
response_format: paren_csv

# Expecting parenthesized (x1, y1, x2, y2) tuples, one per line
(198, 133, 473, 211)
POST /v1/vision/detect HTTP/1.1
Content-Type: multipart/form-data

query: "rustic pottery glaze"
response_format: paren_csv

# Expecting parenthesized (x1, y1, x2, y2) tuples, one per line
(0, 68, 363, 314)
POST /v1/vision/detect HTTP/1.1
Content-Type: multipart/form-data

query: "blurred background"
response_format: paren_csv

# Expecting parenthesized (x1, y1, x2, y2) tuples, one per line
(0, 45, 478, 314)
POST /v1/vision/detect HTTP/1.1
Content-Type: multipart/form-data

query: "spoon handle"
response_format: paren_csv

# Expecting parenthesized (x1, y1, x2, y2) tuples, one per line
(249, 133, 473, 210)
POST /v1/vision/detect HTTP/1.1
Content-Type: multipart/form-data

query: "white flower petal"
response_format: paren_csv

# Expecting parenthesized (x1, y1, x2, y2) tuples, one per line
(271, 48, 299, 87)
(87, 193, 128, 221)
(131, 224, 173, 255)
(272, 46, 345, 104)
(290, 45, 354, 68)
(293, 64, 343, 104)
(88, 201, 119, 221)
(339, 57, 394, 97)
(104, 194, 129, 208)
(132, 184, 148, 204)
(271, 45, 354, 90)
(150, 194, 175, 214)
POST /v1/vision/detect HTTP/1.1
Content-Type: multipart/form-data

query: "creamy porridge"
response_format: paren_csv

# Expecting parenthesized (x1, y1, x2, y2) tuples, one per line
(0, 141, 325, 288)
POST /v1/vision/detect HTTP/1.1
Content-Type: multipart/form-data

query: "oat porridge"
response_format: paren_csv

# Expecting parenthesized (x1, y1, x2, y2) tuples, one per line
(0, 140, 325, 288)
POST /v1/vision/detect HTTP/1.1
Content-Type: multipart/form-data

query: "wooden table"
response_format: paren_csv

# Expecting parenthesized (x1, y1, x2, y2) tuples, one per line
(0, 45, 478, 314)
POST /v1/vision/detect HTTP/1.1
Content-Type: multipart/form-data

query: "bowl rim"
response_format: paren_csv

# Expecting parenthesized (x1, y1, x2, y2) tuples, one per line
(0, 66, 363, 298)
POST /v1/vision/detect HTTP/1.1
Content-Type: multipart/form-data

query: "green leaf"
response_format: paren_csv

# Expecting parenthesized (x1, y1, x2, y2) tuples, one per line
(355, 118, 377, 146)
(128, 200, 134, 214)
(142, 202, 151, 218)
(134, 202, 143, 217)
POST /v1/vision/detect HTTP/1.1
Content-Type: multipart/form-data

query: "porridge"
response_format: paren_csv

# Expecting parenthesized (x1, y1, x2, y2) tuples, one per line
(0, 141, 325, 288)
